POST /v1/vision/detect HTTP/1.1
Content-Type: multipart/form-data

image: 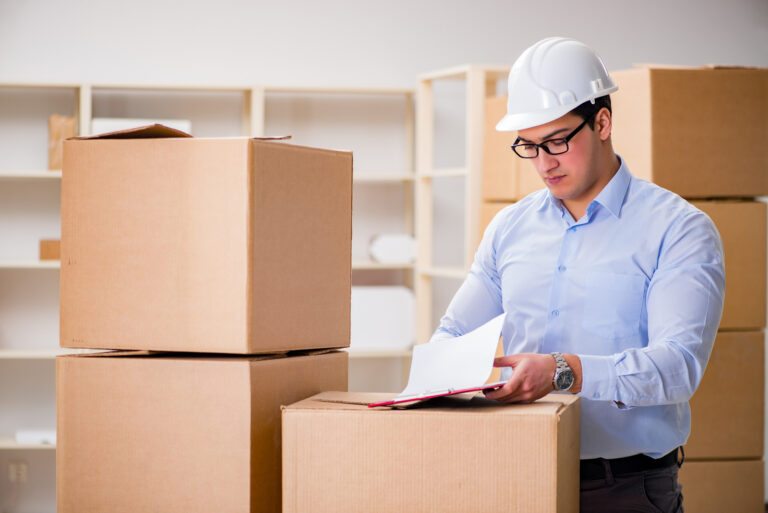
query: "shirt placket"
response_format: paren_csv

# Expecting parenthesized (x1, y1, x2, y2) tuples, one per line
(542, 209, 590, 353)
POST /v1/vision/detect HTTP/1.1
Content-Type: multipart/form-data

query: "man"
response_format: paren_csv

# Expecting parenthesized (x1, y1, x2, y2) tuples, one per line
(430, 37, 725, 512)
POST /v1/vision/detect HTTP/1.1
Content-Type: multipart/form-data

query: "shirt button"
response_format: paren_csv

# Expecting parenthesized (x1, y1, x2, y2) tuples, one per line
(558, 265, 566, 272)
(552, 310, 559, 317)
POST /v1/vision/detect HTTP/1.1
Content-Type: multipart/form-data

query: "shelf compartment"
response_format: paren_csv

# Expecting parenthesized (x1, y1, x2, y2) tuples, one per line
(418, 266, 467, 280)
(417, 168, 467, 179)
(0, 436, 56, 450)
(345, 349, 413, 359)
(0, 349, 105, 359)
(0, 170, 62, 180)
(354, 173, 414, 183)
(0, 260, 60, 269)
(352, 260, 415, 270)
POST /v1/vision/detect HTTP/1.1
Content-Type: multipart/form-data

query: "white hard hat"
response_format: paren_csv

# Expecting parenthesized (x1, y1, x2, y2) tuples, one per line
(496, 37, 618, 132)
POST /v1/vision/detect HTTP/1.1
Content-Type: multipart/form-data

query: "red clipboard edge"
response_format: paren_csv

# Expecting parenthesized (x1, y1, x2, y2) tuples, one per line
(367, 381, 506, 408)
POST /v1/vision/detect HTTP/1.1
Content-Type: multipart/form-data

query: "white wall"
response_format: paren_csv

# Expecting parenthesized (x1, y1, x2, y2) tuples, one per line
(2, 0, 767, 86)
(1, 0, 767, 508)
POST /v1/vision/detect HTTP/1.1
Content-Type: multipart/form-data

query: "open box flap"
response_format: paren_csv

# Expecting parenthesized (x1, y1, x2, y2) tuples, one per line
(72, 123, 193, 140)
(71, 123, 294, 141)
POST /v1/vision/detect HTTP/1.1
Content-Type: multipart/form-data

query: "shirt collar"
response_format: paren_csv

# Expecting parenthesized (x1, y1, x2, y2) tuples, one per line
(591, 156, 630, 219)
(535, 155, 631, 218)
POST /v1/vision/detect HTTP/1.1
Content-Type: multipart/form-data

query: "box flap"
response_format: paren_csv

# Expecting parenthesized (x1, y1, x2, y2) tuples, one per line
(72, 123, 193, 140)
(251, 135, 292, 141)
(284, 391, 578, 414)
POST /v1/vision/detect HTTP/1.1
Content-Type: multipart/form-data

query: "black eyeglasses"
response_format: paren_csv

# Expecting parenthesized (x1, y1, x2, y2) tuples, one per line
(510, 112, 595, 159)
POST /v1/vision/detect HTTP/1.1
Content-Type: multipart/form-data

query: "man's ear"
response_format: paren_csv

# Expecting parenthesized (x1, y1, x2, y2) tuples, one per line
(595, 107, 612, 141)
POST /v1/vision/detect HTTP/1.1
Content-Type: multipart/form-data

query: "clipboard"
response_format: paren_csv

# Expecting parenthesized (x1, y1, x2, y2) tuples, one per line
(368, 380, 506, 407)
(367, 313, 507, 408)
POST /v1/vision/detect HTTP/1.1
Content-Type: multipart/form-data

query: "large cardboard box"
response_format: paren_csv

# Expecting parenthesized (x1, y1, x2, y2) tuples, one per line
(678, 459, 764, 513)
(611, 66, 768, 198)
(282, 391, 580, 513)
(686, 330, 764, 459)
(61, 126, 353, 353)
(57, 350, 348, 513)
(482, 96, 543, 202)
(693, 200, 766, 330)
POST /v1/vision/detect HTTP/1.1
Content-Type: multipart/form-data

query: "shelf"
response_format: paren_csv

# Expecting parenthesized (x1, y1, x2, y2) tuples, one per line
(418, 266, 467, 280)
(91, 83, 255, 92)
(418, 168, 467, 179)
(0, 82, 414, 96)
(354, 173, 414, 183)
(352, 260, 415, 270)
(264, 85, 413, 96)
(0, 170, 62, 181)
(345, 349, 412, 359)
(0, 82, 80, 90)
(419, 64, 510, 82)
(0, 260, 60, 269)
(0, 349, 103, 359)
(0, 437, 56, 450)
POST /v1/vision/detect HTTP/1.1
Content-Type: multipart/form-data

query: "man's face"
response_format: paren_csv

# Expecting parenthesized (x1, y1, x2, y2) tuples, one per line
(516, 112, 605, 205)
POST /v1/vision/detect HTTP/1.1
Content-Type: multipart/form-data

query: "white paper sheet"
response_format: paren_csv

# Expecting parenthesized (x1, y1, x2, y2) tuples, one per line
(396, 313, 505, 400)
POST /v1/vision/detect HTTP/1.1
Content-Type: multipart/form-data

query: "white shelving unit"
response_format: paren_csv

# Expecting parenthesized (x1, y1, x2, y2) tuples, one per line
(415, 65, 510, 343)
(0, 81, 416, 513)
(0, 83, 71, 513)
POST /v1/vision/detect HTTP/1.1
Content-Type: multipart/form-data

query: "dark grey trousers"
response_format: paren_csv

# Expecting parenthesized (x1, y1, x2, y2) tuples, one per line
(580, 463, 683, 513)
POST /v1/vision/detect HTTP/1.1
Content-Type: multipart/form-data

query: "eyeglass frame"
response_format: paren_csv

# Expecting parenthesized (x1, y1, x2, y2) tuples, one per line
(510, 111, 597, 159)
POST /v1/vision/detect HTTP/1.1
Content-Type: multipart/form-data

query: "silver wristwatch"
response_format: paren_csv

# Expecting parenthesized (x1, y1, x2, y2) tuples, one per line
(551, 352, 575, 391)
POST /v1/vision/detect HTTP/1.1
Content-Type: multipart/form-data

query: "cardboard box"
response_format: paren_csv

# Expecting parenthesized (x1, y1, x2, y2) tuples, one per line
(686, 330, 764, 459)
(39, 239, 60, 260)
(61, 125, 352, 353)
(57, 349, 348, 513)
(678, 459, 764, 512)
(48, 114, 76, 170)
(282, 391, 580, 513)
(611, 66, 768, 198)
(692, 200, 766, 330)
(482, 96, 543, 202)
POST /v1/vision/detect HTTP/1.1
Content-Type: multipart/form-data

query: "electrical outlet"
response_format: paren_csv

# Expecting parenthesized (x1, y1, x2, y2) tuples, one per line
(8, 460, 28, 484)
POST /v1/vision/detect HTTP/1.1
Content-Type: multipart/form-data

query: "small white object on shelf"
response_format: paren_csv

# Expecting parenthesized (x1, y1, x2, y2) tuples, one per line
(351, 286, 415, 351)
(91, 117, 192, 136)
(15, 429, 57, 446)
(369, 234, 417, 264)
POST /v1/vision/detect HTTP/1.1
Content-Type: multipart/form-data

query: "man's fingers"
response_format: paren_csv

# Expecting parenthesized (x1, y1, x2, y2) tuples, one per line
(493, 354, 520, 368)
(484, 374, 521, 401)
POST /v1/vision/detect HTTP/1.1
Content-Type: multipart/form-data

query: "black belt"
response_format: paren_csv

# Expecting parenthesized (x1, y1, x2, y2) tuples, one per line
(580, 447, 683, 480)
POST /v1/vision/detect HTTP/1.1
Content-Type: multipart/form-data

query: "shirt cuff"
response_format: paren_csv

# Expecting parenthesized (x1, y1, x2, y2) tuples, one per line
(578, 354, 618, 402)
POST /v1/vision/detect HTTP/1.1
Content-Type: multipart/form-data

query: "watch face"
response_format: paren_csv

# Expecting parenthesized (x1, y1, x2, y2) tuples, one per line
(555, 370, 574, 390)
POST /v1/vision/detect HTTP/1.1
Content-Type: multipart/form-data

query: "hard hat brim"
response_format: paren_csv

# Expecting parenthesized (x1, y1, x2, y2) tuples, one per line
(495, 104, 577, 132)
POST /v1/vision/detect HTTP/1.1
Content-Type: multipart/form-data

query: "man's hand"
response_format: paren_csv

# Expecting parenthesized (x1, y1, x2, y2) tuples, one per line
(484, 353, 557, 403)
(485, 353, 582, 403)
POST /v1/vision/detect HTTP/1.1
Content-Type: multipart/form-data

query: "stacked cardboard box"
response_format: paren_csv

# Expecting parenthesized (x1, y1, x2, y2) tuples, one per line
(56, 125, 353, 513)
(282, 392, 580, 513)
(612, 66, 767, 513)
(480, 66, 768, 510)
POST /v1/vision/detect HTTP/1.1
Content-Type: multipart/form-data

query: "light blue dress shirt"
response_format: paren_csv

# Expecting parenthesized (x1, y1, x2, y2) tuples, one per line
(431, 158, 725, 459)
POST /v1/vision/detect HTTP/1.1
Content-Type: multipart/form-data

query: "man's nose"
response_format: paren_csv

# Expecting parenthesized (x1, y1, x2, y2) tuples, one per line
(535, 149, 558, 174)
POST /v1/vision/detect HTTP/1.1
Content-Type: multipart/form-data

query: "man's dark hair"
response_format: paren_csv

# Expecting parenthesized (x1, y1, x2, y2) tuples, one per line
(570, 95, 612, 129)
